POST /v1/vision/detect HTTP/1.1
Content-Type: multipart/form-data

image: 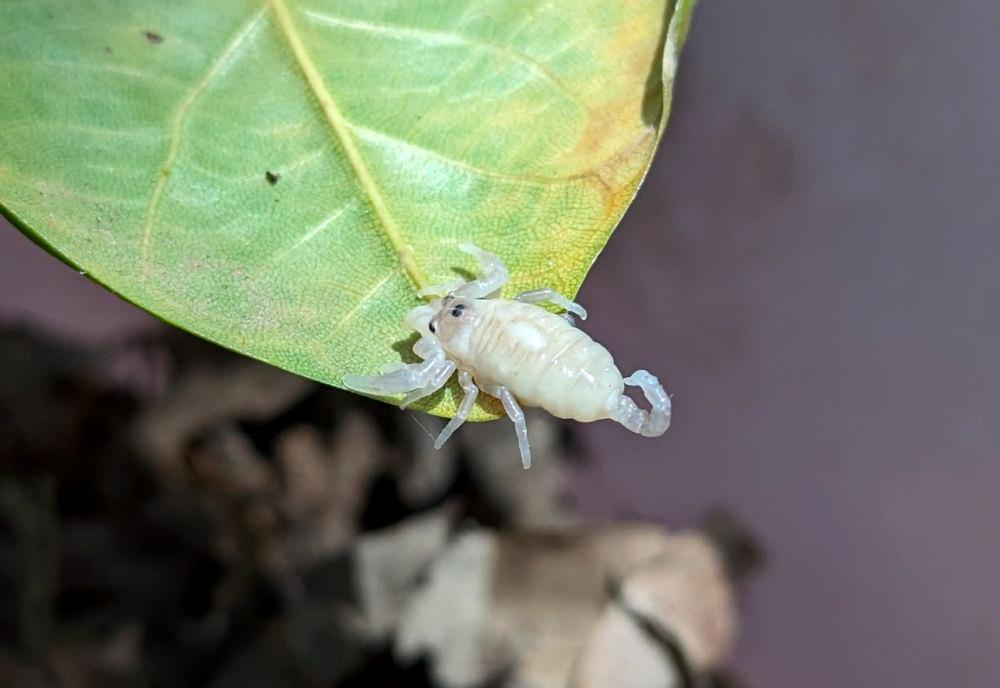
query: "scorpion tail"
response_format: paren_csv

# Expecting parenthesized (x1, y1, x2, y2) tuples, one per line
(613, 370, 672, 437)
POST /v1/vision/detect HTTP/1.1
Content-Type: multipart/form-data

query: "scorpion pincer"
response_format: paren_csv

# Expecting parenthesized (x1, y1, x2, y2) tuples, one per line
(344, 244, 671, 469)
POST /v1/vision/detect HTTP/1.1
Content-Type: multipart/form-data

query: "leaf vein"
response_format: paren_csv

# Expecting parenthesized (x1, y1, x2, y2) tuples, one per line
(333, 270, 399, 333)
(0, 120, 161, 140)
(284, 201, 355, 255)
(139, 7, 267, 275)
(347, 120, 610, 193)
(302, 8, 586, 111)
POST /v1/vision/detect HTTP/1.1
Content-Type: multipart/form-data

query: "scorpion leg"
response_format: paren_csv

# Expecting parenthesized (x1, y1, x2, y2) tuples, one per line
(613, 370, 672, 437)
(399, 359, 456, 408)
(417, 279, 465, 299)
(491, 385, 532, 469)
(343, 335, 455, 408)
(453, 244, 509, 299)
(433, 370, 478, 448)
(516, 288, 588, 320)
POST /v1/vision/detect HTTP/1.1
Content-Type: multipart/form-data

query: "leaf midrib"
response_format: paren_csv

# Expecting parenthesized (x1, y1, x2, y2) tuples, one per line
(267, 0, 430, 292)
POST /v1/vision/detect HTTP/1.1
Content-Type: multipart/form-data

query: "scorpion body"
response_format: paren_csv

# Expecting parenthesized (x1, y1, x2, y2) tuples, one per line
(345, 244, 671, 468)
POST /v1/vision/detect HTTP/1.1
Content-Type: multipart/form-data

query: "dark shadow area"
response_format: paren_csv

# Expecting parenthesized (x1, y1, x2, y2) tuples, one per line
(0, 326, 752, 687)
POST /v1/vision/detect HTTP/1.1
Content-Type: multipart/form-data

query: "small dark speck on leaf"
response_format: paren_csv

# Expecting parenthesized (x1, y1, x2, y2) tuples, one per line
(265, 171, 280, 185)
(144, 31, 164, 44)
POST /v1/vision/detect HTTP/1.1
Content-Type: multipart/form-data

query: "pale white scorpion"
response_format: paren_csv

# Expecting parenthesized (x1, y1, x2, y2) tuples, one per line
(344, 244, 671, 469)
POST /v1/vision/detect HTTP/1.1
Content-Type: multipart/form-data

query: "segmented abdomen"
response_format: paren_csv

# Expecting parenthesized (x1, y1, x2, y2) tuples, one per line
(465, 301, 623, 422)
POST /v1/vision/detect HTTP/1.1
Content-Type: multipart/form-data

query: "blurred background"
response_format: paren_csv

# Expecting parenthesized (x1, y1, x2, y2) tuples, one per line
(3, 0, 999, 687)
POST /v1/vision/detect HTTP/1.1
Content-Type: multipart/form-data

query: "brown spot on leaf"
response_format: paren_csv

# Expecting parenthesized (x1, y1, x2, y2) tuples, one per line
(570, 10, 666, 165)
(265, 171, 280, 186)
(143, 31, 163, 45)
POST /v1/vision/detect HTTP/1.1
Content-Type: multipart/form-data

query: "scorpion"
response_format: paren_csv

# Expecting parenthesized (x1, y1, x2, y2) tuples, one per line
(345, 244, 671, 468)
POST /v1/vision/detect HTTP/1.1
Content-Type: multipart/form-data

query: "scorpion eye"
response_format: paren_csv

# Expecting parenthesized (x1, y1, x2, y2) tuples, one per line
(428, 321, 436, 333)
(451, 308, 462, 318)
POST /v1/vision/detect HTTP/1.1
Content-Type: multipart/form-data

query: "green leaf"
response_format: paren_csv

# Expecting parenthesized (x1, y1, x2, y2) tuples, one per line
(0, 0, 696, 420)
